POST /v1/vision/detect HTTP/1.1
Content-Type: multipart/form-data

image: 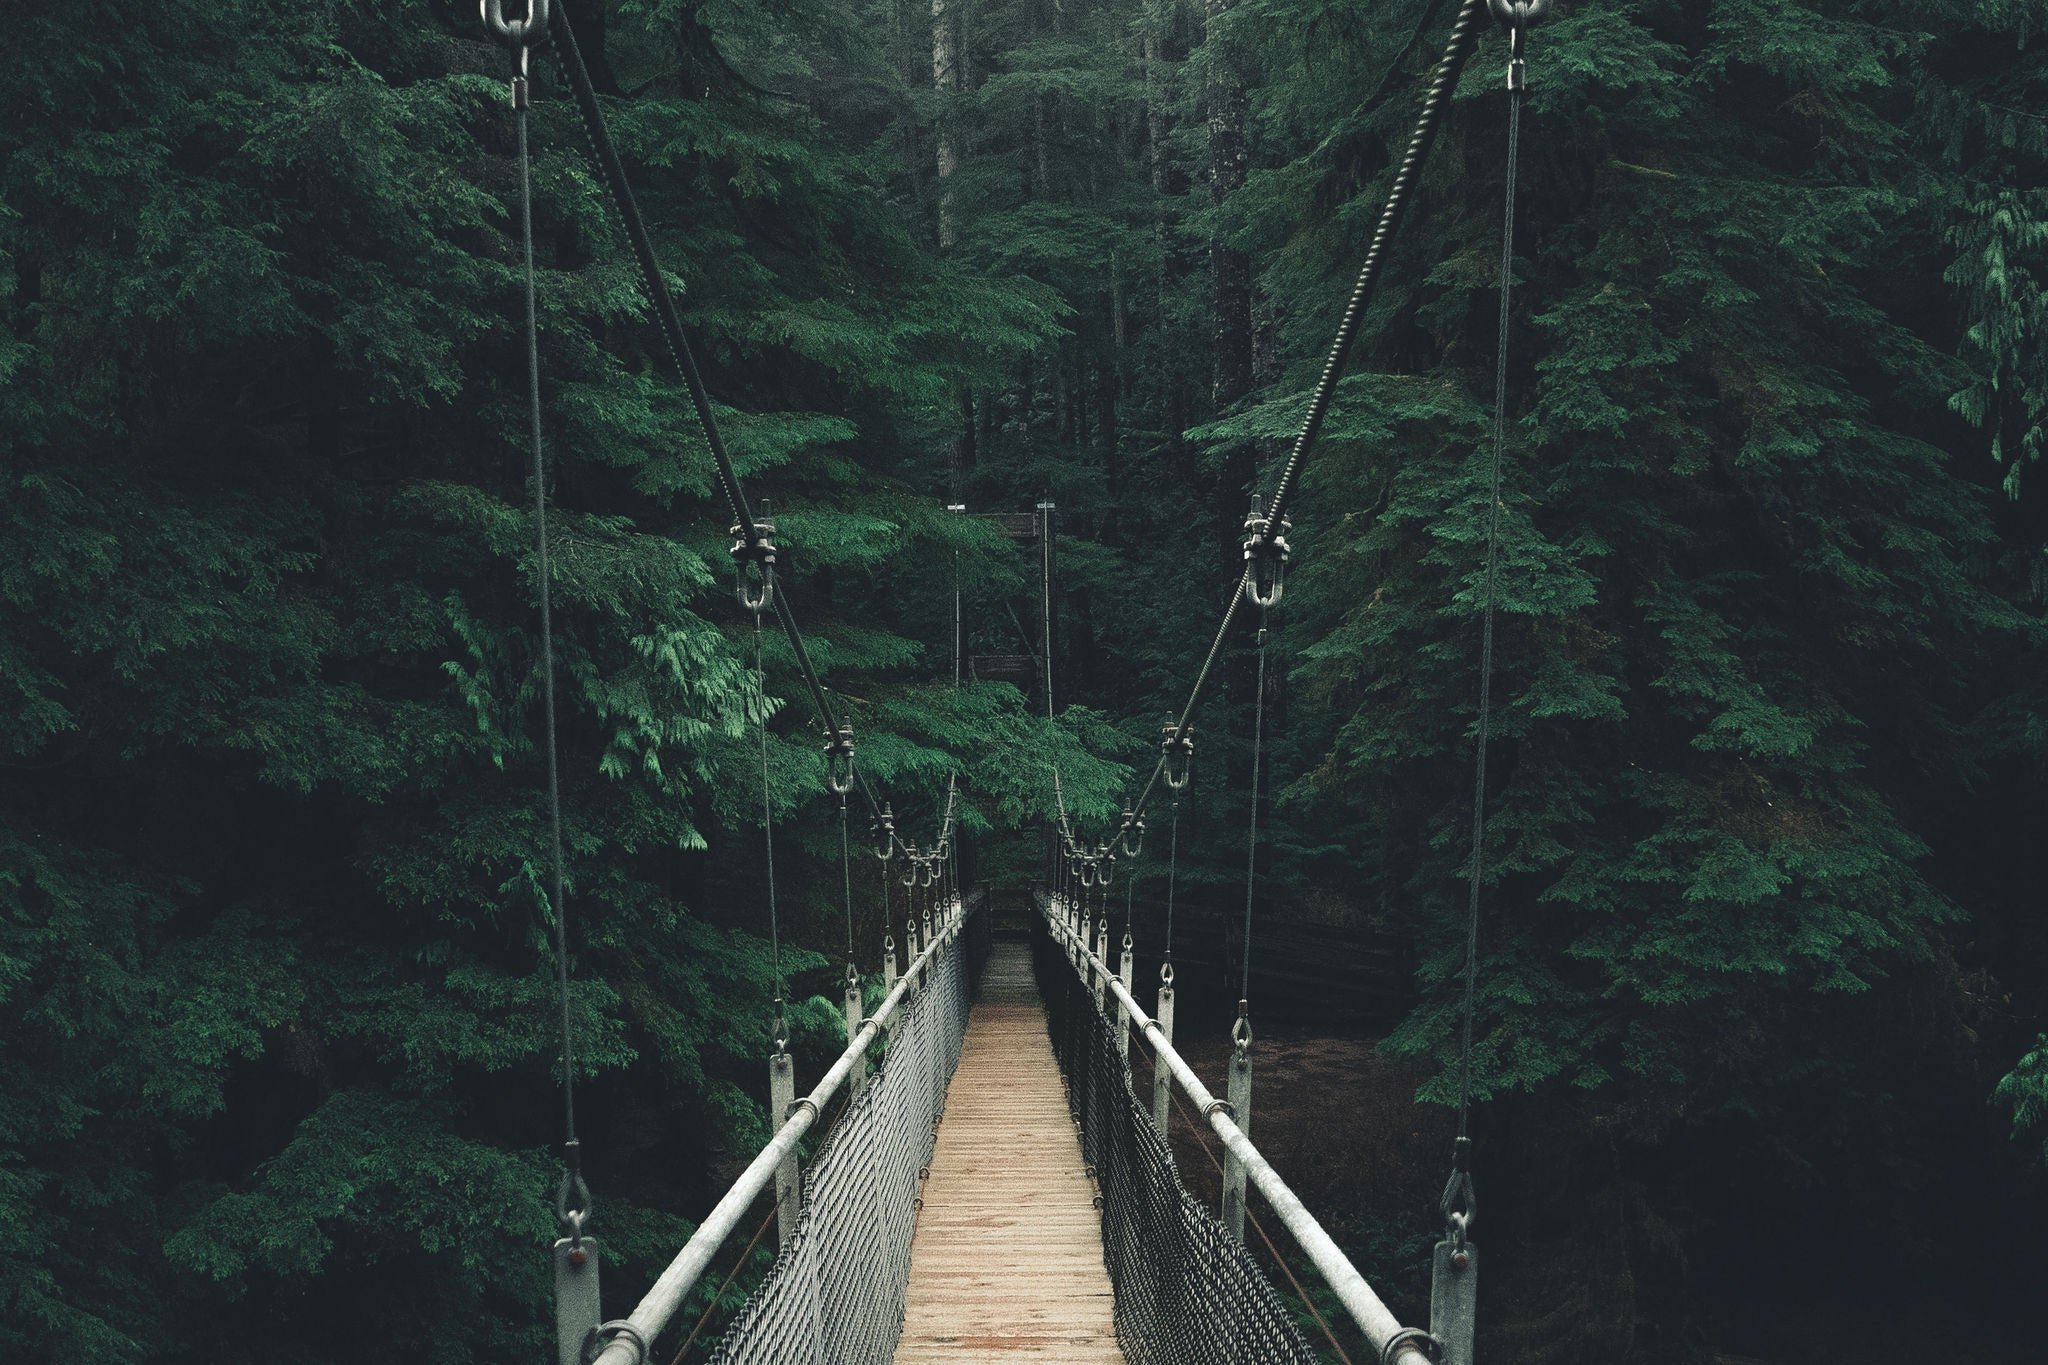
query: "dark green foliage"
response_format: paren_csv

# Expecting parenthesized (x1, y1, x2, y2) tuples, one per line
(0, 0, 1116, 1358)
(5, 0, 2048, 1361)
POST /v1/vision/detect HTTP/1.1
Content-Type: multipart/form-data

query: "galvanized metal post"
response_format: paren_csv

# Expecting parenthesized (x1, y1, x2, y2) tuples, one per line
(1151, 964, 1176, 1137)
(1116, 932, 1135, 1061)
(553, 1237, 601, 1365)
(770, 1049, 800, 1249)
(1431, 1238, 1478, 1365)
(843, 966, 867, 1097)
(1093, 917, 1109, 1012)
(1221, 1017, 1253, 1241)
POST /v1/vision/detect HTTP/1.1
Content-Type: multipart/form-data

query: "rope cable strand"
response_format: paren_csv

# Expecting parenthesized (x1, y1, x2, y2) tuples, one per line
(490, 17, 587, 1233)
(1457, 16, 1529, 1146)
(1128, 0, 1487, 826)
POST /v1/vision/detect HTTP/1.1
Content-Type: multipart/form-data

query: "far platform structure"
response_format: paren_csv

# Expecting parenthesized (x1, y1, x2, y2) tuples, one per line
(891, 939, 1126, 1364)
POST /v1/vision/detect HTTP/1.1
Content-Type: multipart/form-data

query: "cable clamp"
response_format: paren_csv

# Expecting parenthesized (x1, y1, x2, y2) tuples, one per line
(1201, 1098, 1235, 1121)
(1161, 720, 1195, 792)
(823, 726, 855, 796)
(583, 1319, 649, 1365)
(1380, 1327, 1442, 1365)
(786, 1096, 820, 1124)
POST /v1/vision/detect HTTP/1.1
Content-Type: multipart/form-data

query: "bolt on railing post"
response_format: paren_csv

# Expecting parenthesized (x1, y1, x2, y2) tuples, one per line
(1116, 933, 1135, 1061)
(553, 1236, 601, 1365)
(770, 1049, 801, 1249)
(1221, 1023, 1253, 1242)
(1431, 1238, 1478, 1365)
(1152, 965, 1176, 1138)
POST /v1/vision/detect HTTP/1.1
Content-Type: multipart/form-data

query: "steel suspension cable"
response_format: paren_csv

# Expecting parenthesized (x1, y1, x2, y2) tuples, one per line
(1129, 0, 1487, 824)
(545, 0, 943, 856)
(1456, 19, 1527, 1144)
(487, 9, 589, 1234)
(1164, 798, 1181, 962)
(1252, 0, 1485, 548)
(753, 620, 785, 1026)
(1239, 615, 1271, 1009)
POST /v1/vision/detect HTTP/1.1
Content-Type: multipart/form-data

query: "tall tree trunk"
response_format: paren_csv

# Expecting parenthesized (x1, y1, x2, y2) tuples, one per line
(1205, 0, 1251, 413)
(933, 0, 960, 248)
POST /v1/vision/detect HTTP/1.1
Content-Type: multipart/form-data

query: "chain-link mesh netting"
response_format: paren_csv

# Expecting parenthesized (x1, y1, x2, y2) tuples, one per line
(705, 897, 981, 1365)
(1034, 907, 1322, 1365)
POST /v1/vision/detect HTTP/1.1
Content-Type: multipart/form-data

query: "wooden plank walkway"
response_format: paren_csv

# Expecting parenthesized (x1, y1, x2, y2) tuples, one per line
(892, 939, 1126, 1364)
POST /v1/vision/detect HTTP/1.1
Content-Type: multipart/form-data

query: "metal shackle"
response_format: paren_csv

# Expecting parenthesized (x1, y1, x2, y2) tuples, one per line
(731, 518, 778, 615)
(1241, 509, 1291, 610)
(1162, 720, 1194, 792)
(481, 0, 550, 48)
(1118, 809, 1146, 859)
(872, 803, 895, 860)
(823, 726, 856, 796)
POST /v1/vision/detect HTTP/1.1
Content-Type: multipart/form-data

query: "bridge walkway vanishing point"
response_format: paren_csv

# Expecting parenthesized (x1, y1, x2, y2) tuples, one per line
(893, 936, 1125, 1363)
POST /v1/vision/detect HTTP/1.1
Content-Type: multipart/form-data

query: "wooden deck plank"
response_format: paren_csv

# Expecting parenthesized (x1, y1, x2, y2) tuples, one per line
(893, 941, 1126, 1364)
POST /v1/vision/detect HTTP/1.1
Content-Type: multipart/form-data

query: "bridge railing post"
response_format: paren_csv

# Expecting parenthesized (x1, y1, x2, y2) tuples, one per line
(1116, 933, 1134, 1062)
(844, 965, 867, 1098)
(1220, 1012, 1253, 1242)
(1151, 963, 1176, 1137)
(770, 1048, 801, 1249)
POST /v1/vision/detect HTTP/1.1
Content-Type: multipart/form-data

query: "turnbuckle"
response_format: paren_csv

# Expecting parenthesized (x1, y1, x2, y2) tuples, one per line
(730, 516, 778, 615)
(1241, 507, 1291, 610)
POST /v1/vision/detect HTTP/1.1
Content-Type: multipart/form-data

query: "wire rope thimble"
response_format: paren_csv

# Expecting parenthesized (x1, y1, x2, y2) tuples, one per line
(730, 515, 778, 616)
(770, 997, 790, 1059)
(1161, 720, 1194, 792)
(1241, 506, 1291, 610)
(871, 803, 895, 860)
(1439, 1134, 1477, 1252)
(1230, 999, 1254, 1063)
(823, 726, 856, 798)
(481, 0, 551, 49)
(553, 1141, 593, 1244)
(1159, 957, 1176, 988)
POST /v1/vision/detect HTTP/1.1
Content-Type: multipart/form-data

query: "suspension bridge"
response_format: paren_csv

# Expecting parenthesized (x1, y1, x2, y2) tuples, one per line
(482, 0, 1547, 1360)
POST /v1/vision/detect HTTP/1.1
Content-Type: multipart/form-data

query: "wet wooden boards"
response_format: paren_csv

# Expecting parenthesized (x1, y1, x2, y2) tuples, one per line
(892, 941, 1126, 1364)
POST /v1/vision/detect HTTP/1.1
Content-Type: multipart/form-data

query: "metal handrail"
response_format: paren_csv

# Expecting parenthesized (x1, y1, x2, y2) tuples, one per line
(1038, 893, 1432, 1365)
(591, 894, 972, 1365)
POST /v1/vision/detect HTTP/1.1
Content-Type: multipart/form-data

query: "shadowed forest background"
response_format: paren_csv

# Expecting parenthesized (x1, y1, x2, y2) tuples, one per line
(4, 0, 2047, 1360)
